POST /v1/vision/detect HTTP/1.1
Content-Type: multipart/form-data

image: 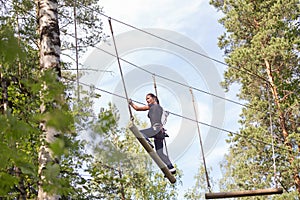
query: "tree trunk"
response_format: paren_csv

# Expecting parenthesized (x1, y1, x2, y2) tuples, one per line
(36, 0, 61, 199)
(118, 165, 126, 200)
(0, 72, 8, 113)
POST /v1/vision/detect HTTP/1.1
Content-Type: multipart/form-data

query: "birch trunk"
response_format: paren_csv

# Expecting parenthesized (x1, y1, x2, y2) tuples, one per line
(36, 0, 61, 199)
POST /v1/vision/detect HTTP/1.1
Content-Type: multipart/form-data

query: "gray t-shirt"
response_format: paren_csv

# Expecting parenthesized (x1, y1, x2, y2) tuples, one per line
(148, 104, 163, 126)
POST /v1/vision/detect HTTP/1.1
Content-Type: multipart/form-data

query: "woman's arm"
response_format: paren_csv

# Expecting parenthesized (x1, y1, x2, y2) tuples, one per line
(129, 100, 149, 111)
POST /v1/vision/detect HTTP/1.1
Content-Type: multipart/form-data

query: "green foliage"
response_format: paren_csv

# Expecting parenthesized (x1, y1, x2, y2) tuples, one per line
(58, 0, 105, 55)
(0, 22, 40, 198)
(0, 172, 19, 196)
(184, 166, 214, 200)
(0, 25, 25, 66)
(0, 3, 75, 198)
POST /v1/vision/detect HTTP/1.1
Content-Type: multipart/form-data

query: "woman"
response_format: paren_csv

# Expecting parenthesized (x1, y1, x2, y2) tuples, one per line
(129, 93, 176, 174)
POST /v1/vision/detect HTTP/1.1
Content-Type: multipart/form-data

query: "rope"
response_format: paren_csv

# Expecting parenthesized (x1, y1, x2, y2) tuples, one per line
(267, 85, 278, 187)
(152, 74, 158, 98)
(108, 18, 134, 122)
(190, 88, 212, 192)
(152, 75, 170, 159)
(73, 0, 80, 101)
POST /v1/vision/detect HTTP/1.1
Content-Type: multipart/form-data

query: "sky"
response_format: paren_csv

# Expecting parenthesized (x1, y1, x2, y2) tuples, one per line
(81, 0, 243, 199)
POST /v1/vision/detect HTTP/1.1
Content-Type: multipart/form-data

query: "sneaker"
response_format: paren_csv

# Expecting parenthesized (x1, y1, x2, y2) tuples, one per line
(164, 169, 176, 178)
(167, 165, 176, 174)
(169, 167, 176, 175)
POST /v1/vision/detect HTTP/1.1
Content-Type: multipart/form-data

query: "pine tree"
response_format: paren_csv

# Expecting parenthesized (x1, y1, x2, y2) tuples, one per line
(210, 0, 300, 198)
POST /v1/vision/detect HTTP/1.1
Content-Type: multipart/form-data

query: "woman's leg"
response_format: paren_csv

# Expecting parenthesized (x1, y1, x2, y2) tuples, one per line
(142, 130, 176, 173)
(154, 131, 175, 173)
(140, 127, 156, 147)
(154, 137, 173, 167)
(140, 127, 156, 138)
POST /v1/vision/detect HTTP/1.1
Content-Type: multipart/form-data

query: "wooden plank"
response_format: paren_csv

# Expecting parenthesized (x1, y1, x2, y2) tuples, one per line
(129, 124, 176, 184)
(205, 188, 283, 199)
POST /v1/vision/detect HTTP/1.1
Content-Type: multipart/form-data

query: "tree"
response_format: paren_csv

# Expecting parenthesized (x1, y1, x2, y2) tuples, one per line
(36, 1, 61, 199)
(0, 8, 46, 198)
(209, 0, 300, 198)
(0, 0, 104, 198)
(184, 166, 214, 200)
(85, 104, 181, 199)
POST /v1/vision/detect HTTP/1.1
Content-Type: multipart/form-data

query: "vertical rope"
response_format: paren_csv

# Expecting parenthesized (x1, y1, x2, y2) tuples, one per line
(108, 18, 134, 122)
(73, 0, 80, 101)
(152, 75, 170, 158)
(152, 74, 158, 97)
(190, 88, 211, 192)
(267, 85, 278, 187)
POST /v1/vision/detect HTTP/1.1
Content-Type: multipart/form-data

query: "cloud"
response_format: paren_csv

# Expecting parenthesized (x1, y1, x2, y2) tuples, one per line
(101, 0, 209, 32)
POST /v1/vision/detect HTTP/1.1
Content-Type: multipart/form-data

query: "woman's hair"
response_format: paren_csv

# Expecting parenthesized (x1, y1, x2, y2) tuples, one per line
(147, 93, 159, 104)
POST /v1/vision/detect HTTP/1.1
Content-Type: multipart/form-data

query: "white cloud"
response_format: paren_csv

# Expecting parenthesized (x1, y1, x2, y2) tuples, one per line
(101, 0, 209, 32)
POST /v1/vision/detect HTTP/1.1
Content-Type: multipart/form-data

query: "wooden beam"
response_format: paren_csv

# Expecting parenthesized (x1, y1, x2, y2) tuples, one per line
(205, 188, 283, 199)
(129, 124, 176, 184)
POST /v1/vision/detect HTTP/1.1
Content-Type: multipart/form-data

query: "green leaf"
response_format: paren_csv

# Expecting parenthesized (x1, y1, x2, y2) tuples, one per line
(45, 109, 73, 132)
(0, 173, 18, 196)
(49, 138, 67, 157)
(0, 25, 25, 65)
(16, 160, 37, 177)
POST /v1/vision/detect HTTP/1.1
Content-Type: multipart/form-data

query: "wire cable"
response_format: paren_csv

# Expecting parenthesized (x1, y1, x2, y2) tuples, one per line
(91, 43, 248, 108)
(7, 0, 266, 115)
(76, 3, 269, 84)
(7, 0, 268, 113)
(73, 0, 80, 101)
(9, 0, 289, 153)
(69, 78, 289, 153)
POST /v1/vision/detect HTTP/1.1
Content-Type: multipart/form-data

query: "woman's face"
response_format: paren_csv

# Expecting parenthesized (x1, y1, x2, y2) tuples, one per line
(146, 95, 155, 104)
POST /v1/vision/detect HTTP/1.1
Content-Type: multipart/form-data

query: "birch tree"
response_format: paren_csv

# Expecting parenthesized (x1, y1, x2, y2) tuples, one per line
(0, 0, 103, 198)
(36, 0, 62, 199)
